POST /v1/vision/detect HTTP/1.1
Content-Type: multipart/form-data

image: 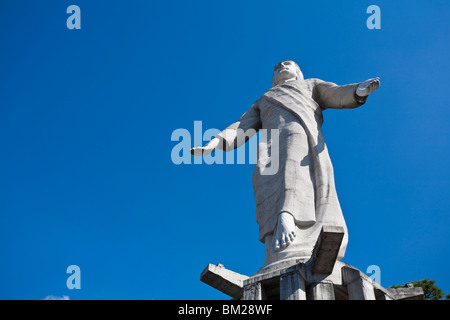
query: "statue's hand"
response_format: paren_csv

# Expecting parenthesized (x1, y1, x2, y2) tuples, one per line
(190, 146, 215, 156)
(190, 137, 221, 156)
(356, 77, 380, 97)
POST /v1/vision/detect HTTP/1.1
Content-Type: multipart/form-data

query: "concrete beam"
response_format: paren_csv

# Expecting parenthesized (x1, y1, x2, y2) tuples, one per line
(311, 226, 345, 274)
(280, 272, 306, 300)
(387, 287, 424, 300)
(200, 263, 248, 300)
(309, 282, 335, 300)
(342, 266, 376, 300)
(243, 282, 264, 300)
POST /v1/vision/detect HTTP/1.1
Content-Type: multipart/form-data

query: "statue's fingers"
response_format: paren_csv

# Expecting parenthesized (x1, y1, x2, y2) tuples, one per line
(359, 83, 369, 90)
(192, 148, 200, 155)
(369, 81, 380, 93)
(191, 147, 201, 155)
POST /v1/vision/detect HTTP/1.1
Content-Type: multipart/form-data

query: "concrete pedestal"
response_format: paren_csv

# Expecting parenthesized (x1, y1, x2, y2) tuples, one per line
(200, 227, 424, 300)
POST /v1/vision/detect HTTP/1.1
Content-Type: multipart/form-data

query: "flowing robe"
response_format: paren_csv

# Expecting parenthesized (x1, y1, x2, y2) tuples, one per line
(216, 78, 367, 262)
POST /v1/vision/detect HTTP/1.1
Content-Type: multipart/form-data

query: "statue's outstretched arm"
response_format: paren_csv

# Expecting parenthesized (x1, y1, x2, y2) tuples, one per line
(316, 78, 380, 109)
(191, 102, 262, 156)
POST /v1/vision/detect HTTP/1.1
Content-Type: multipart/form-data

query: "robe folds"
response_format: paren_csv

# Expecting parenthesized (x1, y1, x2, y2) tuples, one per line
(216, 78, 367, 261)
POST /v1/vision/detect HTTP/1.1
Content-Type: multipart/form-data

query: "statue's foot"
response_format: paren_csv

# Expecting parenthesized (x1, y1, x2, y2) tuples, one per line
(274, 212, 296, 251)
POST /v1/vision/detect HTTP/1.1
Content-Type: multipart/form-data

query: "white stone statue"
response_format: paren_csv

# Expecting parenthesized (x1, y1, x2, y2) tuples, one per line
(191, 60, 380, 269)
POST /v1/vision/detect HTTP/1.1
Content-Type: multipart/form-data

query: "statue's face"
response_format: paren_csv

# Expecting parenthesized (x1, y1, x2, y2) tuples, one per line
(272, 60, 303, 86)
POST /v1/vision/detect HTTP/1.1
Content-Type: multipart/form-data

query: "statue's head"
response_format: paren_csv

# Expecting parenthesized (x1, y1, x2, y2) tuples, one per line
(272, 60, 303, 87)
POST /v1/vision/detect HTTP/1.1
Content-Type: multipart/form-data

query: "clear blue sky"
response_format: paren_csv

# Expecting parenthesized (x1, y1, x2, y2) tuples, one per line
(0, 1, 449, 299)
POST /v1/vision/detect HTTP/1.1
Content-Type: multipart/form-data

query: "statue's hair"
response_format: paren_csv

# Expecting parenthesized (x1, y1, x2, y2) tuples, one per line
(272, 60, 304, 87)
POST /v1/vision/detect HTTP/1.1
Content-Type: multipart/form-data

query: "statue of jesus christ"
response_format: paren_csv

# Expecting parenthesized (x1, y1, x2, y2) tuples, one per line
(191, 61, 380, 268)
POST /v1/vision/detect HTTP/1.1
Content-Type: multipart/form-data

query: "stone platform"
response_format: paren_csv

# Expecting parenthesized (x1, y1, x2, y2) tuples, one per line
(200, 227, 423, 300)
